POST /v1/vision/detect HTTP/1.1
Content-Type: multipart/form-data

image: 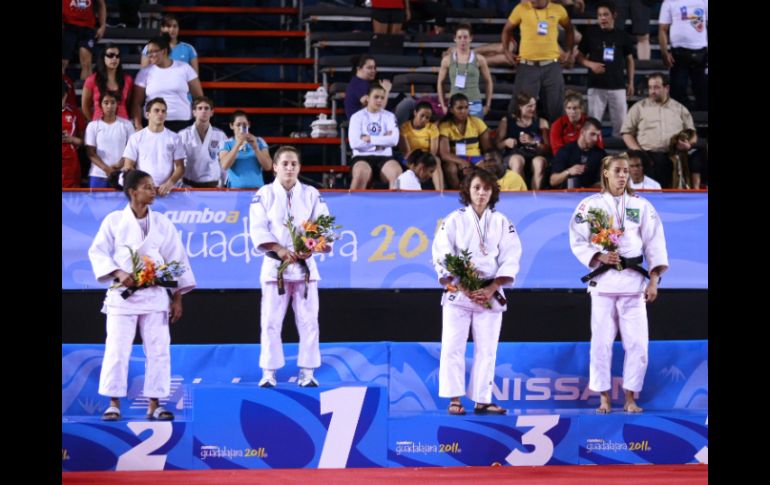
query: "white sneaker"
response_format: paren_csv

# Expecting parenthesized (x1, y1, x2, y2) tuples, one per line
(259, 375, 277, 387)
(297, 371, 319, 387)
(259, 370, 277, 388)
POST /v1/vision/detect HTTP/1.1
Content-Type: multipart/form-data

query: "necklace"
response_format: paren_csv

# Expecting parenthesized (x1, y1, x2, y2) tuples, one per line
(471, 208, 490, 256)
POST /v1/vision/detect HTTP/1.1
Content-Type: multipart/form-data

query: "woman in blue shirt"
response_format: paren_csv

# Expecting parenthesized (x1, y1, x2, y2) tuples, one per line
(141, 15, 199, 74)
(218, 111, 273, 188)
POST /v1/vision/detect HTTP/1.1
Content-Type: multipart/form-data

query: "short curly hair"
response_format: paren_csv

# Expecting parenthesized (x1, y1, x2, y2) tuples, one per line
(459, 168, 500, 210)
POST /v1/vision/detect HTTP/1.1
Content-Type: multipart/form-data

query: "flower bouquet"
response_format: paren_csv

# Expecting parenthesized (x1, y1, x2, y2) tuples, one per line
(440, 249, 492, 309)
(275, 214, 342, 295)
(580, 207, 624, 270)
(112, 247, 186, 299)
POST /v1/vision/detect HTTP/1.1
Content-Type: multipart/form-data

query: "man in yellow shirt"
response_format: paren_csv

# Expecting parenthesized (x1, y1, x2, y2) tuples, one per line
(501, 0, 575, 122)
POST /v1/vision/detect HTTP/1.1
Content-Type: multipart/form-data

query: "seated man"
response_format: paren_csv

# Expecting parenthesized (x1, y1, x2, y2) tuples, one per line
(549, 117, 606, 189)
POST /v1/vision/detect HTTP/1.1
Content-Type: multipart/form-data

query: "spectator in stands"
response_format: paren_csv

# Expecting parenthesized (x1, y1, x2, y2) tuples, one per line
(577, 0, 635, 138)
(132, 35, 203, 133)
(549, 91, 604, 156)
(345, 55, 392, 119)
(179, 96, 228, 188)
(141, 15, 200, 74)
(122, 97, 185, 196)
(62, 73, 79, 109)
(348, 83, 403, 189)
(621, 72, 696, 187)
(248, 146, 332, 388)
(88, 168, 195, 422)
(477, 150, 528, 191)
(501, 0, 575, 123)
(82, 43, 134, 121)
(84, 91, 135, 188)
(432, 167, 522, 416)
(409, 0, 447, 35)
(569, 153, 668, 413)
(439, 93, 492, 190)
(218, 111, 273, 189)
(667, 128, 700, 189)
(614, 0, 652, 60)
(396, 149, 438, 190)
(658, 0, 708, 111)
(495, 92, 550, 190)
(371, 0, 410, 35)
(437, 24, 494, 119)
(398, 101, 444, 190)
(627, 149, 662, 190)
(62, 81, 86, 188)
(550, 117, 606, 188)
(62, 0, 106, 80)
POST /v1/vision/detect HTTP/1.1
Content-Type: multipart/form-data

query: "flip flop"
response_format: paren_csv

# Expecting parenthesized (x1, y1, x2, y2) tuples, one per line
(147, 406, 174, 421)
(473, 403, 507, 415)
(448, 402, 466, 415)
(102, 406, 121, 421)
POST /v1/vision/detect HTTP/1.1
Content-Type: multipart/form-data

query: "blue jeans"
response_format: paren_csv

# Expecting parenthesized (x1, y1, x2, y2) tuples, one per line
(90, 176, 110, 188)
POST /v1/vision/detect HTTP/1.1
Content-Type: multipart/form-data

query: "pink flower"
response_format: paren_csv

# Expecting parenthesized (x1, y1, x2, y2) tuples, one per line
(303, 237, 317, 250)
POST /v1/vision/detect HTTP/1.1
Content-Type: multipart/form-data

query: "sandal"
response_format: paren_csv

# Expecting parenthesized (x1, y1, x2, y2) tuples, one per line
(473, 403, 507, 415)
(146, 406, 174, 421)
(102, 406, 121, 421)
(448, 402, 466, 415)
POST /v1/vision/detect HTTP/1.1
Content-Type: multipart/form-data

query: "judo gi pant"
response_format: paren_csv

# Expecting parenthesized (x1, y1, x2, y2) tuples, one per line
(589, 293, 648, 393)
(439, 304, 502, 404)
(259, 281, 321, 370)
(98, 312, 170, 398)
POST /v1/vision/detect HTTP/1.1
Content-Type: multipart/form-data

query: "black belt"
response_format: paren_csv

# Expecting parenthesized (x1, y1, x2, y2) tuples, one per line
(266, 251, 310, 298)
(183, 178, 218, 188)
(580, 255, 649, 283)
(442, 278, 507, 306)
(481, 279, 508, 306)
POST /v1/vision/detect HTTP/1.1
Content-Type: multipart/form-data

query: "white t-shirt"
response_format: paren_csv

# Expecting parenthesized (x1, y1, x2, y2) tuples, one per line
(659, 0, 708, 49)
(123, 127, 185, 186)
(134, 61, 198, 121)
(84, 118, 135, 178)
(630, 175, 662, 190)
(396, 169, 422, 190)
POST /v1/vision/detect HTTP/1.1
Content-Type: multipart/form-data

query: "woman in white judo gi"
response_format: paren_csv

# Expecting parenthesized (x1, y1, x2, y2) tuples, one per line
(249, 146, 332, 388)
(432, 168, 522, 415)
(569, 153, 668, 413)
(88, 169, 196, 421)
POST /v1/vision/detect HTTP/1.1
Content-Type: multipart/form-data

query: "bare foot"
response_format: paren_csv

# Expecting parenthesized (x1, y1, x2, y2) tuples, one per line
(596, 391, 611, 414)
(623, 390, 643, 413)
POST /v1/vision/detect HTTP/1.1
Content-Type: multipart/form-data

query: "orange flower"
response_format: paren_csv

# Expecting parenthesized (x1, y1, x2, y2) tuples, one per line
(302, 221, 318, 233)
(446, 284, 458, 292)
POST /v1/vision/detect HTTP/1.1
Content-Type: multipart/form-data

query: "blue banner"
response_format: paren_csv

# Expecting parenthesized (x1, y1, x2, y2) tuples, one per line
(62, 342, 707, 470)
(63, 341, 706, 417)
(389, 341, 707, 412)
(62, 191, 707, 290)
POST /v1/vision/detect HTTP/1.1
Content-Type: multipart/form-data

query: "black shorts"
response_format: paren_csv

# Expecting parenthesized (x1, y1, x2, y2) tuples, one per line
(62, 23, 96, 60)
(351, 155, 396, 184)
(372, 8, 405, 24)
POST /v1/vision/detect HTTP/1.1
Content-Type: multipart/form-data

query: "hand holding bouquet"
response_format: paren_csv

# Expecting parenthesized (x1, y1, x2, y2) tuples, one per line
(580, 207, 623, 270)
(274, 214, 342, 294)
(440, 249, 492, 309)
(112, 247, 186, 299)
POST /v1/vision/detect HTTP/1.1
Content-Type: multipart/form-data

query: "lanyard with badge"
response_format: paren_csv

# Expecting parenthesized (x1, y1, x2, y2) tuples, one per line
(602, 41, 615, 62)
(534, 6, 549, 36)
(453, 50, 474, 89)
(453, 121, 467, 156)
